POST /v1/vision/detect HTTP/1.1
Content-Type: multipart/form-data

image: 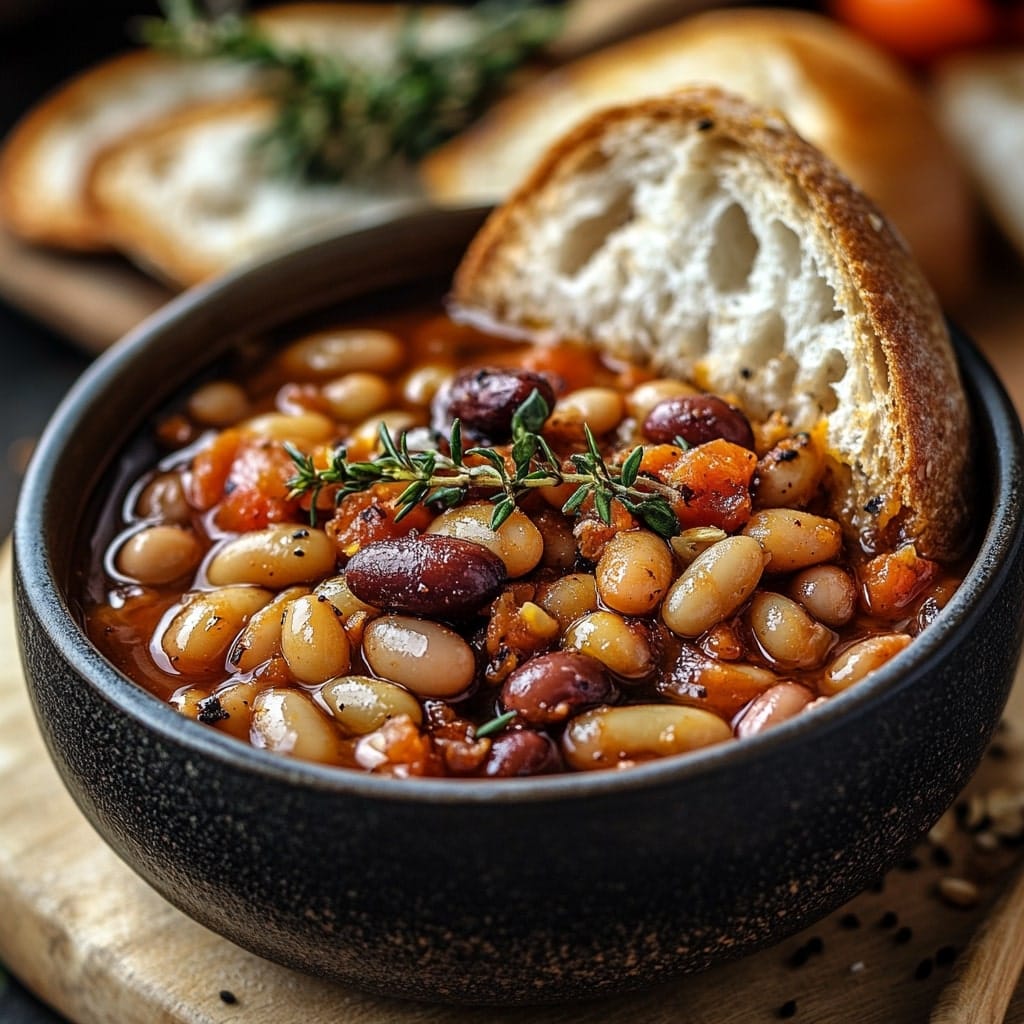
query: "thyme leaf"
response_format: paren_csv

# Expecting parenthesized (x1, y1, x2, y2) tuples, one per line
(141, 0, 562, 182)
(284, 394, 685, 538)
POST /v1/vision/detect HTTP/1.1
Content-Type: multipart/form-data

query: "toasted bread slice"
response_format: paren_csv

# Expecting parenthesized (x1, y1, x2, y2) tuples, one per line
(426, 8, 975, 307)
(453, 88, 970, 560)
(934, 52, 1024, 262)
(86, 97, 419, 287)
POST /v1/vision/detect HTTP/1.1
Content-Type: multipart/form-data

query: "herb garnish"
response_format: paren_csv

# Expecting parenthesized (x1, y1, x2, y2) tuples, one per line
(285, 391, 681, 537)
(142, 0, 562, 181)
(475, 710, 518, 739)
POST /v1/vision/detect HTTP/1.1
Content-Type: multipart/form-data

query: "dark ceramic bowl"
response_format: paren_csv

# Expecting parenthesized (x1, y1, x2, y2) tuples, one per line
(14, 206, 1024, 1004)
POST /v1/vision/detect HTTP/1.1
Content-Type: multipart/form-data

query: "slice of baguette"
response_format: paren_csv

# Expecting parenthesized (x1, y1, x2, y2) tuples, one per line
(453, 87, 970, 560)
(0, 3, 468, 253)
(0, 52, 253, 250)
(933, 52, 1024, 262)
(85, 97, 419, 287)
(425, 7, 975, 308)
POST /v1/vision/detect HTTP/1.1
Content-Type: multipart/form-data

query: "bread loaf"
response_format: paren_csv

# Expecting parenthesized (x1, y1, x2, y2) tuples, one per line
(426, 8, 975, 308)
(453, 88, 970, 560)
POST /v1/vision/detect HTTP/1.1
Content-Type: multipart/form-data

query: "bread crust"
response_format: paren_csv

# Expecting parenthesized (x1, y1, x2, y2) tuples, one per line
(425, 7, 975, 308)
(454, 88, 970, 561)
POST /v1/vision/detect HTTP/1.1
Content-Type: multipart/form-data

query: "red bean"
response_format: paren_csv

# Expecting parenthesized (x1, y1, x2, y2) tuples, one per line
(345, 535, 506, 617)
(501, 651, 616, 726)
(643, 395, 755, 450)
(484, 730, 563, 777)
(433, 367, 556, 442)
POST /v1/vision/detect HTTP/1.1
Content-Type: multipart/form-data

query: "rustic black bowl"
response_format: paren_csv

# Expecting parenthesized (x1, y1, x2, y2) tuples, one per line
(14, 207, 1024, 1005)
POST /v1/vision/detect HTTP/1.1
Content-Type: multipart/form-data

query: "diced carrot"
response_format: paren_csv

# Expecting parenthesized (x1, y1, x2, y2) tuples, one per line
(325, 482, 435, 557)
(860, 545, 939, 619)
(664, 439, 758, 532)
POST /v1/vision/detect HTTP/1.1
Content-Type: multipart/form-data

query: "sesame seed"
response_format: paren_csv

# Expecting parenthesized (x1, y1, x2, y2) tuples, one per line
(878, 911, 898, 929)
(938, 877, 981, 908)
(914, 958, 933, 980)
(839, 913, 861, 930)
(930, 845, 953, 868)
(777, 999, 798, 1019)
(849, 960, 866, 974)
(894, 926, 913, 945)
(219, 990, 238, 1004)
(935, 946, 957, 967)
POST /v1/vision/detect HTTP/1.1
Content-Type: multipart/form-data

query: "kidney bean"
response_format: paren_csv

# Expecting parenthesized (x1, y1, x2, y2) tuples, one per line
(432, 367, 556, 442)
(643, 395, 755, 450)
(484, 730, 563, 777)
(345, 535, 507, 617)
(501, 651, 616, 726)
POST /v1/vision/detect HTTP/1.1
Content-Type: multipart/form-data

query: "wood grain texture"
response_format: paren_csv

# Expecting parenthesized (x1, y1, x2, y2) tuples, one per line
(2, 535, 1024, 1023)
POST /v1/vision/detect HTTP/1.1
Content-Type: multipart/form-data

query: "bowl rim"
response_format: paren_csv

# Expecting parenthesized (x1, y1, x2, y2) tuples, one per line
(14, 206, 1024, 807)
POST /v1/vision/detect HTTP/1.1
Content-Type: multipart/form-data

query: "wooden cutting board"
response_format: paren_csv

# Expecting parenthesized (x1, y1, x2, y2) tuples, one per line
(2, 538, 1024, 1023)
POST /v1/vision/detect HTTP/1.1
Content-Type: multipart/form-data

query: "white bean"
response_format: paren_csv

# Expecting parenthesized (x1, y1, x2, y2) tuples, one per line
(789, 565, 857, 628)
(735, 683, 815, 738)
(743, 509, 842, 574)
(596, 530, 674, 615)
(746, 592, 834, 670)
(162, 586, 273, 674)
(322, 372, 392, 422)
(347, 410, 420, 460)
(625, 379, 697, 422)
(822, 633, 912, 696)
(563, 704, 731, 770)
(427, 504, 544, 578)
(209, 680, 259, 741)
(279, 329, 404, 379)
(321, 675, 423, 735)
(562, 611, 653, 679)
(362, 615, 476, 697)
(135, 472, 190, 522)
(753, 434, 824, 509)
(238, 411, 336, 446)
(187, 380, 249, 427)
(229, 585, 310, 670)
(662, 535, 766, 637)
(250, 688, 341, 763)
(115, 525, 201, 584)
(314, 574, 378, 618)
(550, 387, 625, 436)
(206, 524, 336, 588)
(400, 364, 454, 407)
(536, 573, 598, 627)
(280, 595, 351, 684)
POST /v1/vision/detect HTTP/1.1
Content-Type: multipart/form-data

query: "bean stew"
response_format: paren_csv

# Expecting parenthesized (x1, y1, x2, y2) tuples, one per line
(81, 306, 966, 778)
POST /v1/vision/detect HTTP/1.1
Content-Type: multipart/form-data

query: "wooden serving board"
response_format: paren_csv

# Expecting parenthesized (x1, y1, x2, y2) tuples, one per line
(2, 540, 1024, 1023)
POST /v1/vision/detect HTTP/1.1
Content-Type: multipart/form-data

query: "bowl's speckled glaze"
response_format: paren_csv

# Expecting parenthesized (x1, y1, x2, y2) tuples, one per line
(13, 207, 1024, 1004)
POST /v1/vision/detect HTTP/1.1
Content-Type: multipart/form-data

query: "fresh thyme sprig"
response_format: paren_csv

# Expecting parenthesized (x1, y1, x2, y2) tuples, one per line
(141, 0, 562, 181)
(285, 391, 682, 538)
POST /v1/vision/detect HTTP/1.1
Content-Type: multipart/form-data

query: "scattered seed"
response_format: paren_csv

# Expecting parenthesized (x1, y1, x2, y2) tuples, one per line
(849, 960, 866, 974)
(839, 912, 861, 930)
(777, 999, 798, 1019)
(914, 958, 934, 981)
(974, 832, 999, 853)
(805, 936, 824, 955)
(894, 926, 913, 945)
(878, 911, 898, 929)
(938, 877, 981, 909)
(930, 845, 953, 868)
(788, 945, 810, 969)
(219, 990, 238, 1005)
(935, 946, 957, 967)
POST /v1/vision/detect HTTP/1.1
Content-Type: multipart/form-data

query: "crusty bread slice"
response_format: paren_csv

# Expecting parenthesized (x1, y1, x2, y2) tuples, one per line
(933, 52, 1024, 262)
(425, 8, 975, 308)
(0, 3, 467, 253)
(0, 52, 253, 250)
(453, 88, 970, 560)
(85, 97, 419, 287)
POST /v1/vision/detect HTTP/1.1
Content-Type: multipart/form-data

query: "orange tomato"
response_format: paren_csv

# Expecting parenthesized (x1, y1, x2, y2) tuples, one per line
(828, 0, 999, 62)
